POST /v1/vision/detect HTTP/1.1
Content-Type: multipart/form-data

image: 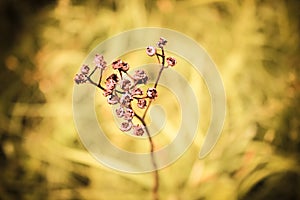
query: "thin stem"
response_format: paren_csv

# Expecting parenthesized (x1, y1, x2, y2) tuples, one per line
(142, 99, 152, 120)
(134, 113, 159, 200)
(88, 66, 98, 78)
(98, 68, 104, 87)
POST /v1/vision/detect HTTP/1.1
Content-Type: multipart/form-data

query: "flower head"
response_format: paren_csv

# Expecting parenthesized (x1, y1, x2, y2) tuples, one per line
(112, 59, 130, 72)
(157, 37, 167, 48)
(133, 69, 148, 84)
(131, 87, 143, 96)
(115, 107, 125, 118)
(137, 99, 147, 109)
(146, 46, 156, 56)
(94, 54, 107, 69)
(105, 79, 117, 91)
(107, 94, 119, 105)
(166, 57, 177, 67)
(120, 121, 133, 132)
(133, 124, 145, 136)
(120, 79, 132, 91)
(120, 93, 133, 107)
(147, 88, 158, 99)
(106, 74, 119, 83)
(74, 73, 86, 84)
(123, 108, 134, 120)
(80, 64, 90, 75)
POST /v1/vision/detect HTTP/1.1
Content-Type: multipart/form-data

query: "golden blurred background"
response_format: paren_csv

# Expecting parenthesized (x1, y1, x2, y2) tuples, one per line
(0, 0, 300, 199)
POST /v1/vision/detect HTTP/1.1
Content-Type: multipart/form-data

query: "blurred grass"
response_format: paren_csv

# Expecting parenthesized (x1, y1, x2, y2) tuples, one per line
(1, 0, 300, 199)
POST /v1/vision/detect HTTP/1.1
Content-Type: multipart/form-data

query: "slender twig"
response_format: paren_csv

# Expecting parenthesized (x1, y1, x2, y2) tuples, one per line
(134, 113, 159, 200)
(98, 69, 104, 87)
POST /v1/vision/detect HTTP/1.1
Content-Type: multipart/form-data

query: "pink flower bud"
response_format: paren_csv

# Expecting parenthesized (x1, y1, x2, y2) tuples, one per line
(147, 88, 158, 99)
(120, 121, 132, 132)
(166, 57, 177, 67)
(146, 46, 156, 56)
(133, 124, 145, 136)
(137, 99, 147, 109)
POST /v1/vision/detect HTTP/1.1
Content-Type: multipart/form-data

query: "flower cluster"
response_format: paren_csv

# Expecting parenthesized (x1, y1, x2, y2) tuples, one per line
(74, 37, 176, 137)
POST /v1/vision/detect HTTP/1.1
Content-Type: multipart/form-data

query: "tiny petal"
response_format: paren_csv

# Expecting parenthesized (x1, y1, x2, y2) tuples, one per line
(137, 99, 147, 109)
(107, 94, 119, 105)
(147, 88, 158, 99)
(124, 108, 134, 120)
(133, 124, 145, 136)
(120, 121, 133, 132)
(146, 46, 156, 56)
(166, 57, 177, 67)
(80, 64, 90, 75)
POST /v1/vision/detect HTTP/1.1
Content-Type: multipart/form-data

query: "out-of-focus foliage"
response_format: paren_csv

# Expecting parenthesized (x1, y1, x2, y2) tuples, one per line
(0, 0, 299, 199)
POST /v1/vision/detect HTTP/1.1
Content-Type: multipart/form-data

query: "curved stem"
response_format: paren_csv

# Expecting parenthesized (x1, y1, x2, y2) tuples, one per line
(134, 113, 159, 200)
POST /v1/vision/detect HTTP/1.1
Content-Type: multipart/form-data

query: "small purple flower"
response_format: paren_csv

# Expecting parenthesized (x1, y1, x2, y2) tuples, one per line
(124, 108, 134, 120)
(115, 107, 125, 118)
(147, 88, 158, 99)
(107, 94, 119, 105)
(120, 93, 132, 107)
(137, 99, 147, 109)
(74, 73, 86, 84)
(80, 64, 90, 75)
(146, 46, 156, 57)
(166, 57, 177, 67)
(120, 121, 133, 132)
(120, 79, 132, 91)
(133, 69, 148, 84)
(131, 87, 143, 96)
(133, 124, 145, 136)
(94, 54, 107, 69)
(157, 37, 167, 48)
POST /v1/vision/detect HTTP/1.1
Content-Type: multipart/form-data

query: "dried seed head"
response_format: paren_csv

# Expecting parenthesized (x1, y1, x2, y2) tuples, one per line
(133, 69, 148, 84)
(115, 107, 125, 118)
(120, 93, 133, 107)
(80, 64, 90, 75)
(107, 94, 119, 105)
(146, 46, 156, 56)
(94, 54, 107, 69)
(166, 57, 177, 67)
(120, 79, 132, 91)
(131, 87, 143, 96)
(147, 88, 158, 99)
(123, 108, 134, 120)
(120, 121, 133, 132)
(74, 73, 86, 84)
(157, 37, 167, 48)
(133, 124, 145, 136)
(137, 99, 147, 109)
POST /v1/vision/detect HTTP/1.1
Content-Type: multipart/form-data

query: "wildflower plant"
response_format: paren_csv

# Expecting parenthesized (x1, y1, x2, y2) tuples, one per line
(74, 37, 176, 200)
